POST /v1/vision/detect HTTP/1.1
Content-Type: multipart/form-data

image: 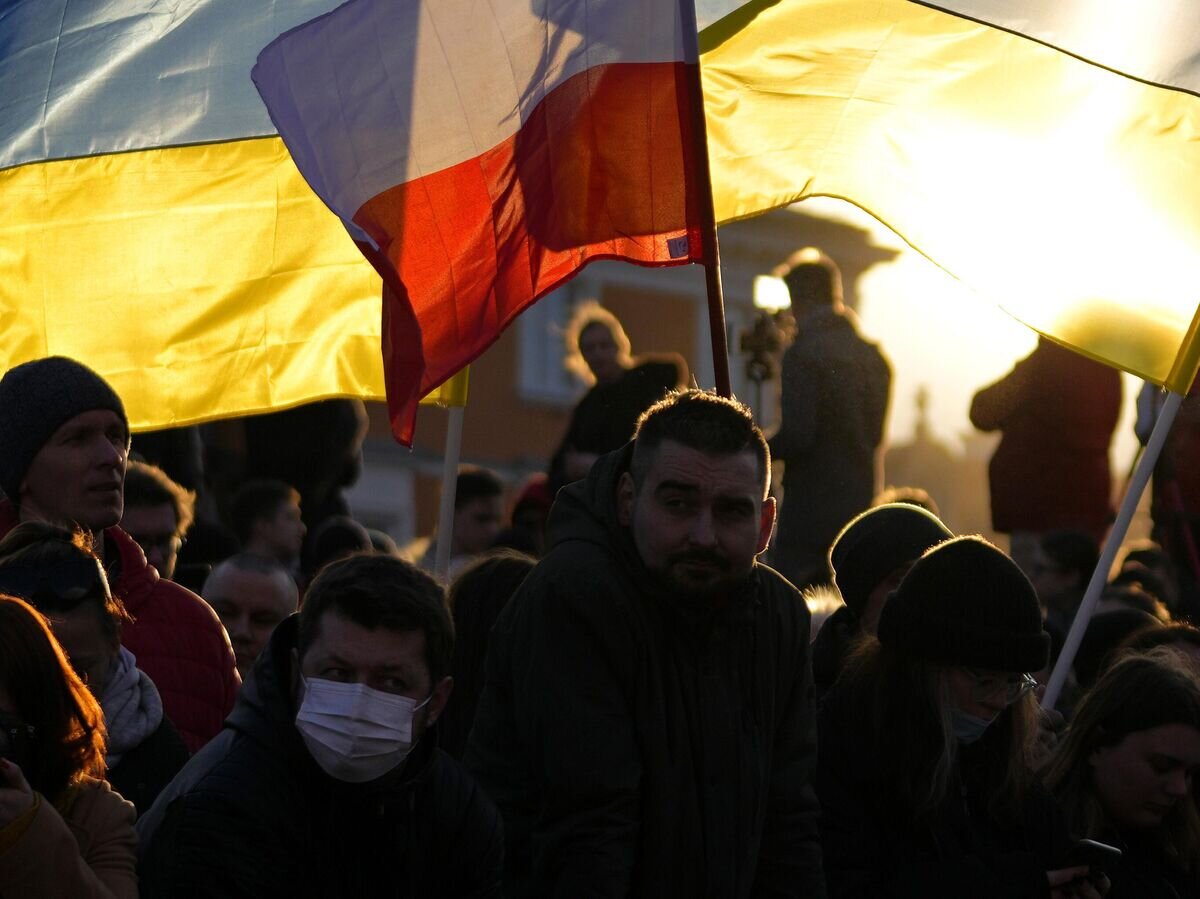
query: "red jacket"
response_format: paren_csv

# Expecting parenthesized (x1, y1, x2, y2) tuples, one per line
(0, 501, 239, 753)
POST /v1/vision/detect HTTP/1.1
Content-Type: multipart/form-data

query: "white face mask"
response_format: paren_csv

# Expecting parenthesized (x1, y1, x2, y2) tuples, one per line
(295, 676, 431, 783)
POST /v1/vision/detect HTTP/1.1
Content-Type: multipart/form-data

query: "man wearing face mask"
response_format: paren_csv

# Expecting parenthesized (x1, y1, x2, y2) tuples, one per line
(466, 389, 826, 898)
(136, 554, 503, 898)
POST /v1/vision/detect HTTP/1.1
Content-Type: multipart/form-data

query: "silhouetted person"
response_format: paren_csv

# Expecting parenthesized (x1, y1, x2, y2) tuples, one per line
(769, 248, 891, 589)
(970, 338, 1121, 573)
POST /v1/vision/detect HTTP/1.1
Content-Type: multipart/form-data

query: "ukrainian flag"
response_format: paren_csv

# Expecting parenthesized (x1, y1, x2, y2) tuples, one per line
(0, 0, 466, 433)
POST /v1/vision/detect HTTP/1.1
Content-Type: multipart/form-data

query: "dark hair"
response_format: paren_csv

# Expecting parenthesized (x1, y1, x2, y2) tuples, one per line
(775, 247, 842, 307)
(838, 635, 1038, 825)
(123, 460, 196, 538)
(1116, 623, 1200, 665)
(1044, 650, 1200, 876)
(1111, 562, 1168, 607)
(454, 466, 503, 511)
(1039, 529, 1099, 588)
(231, 479, 300, 545)
(0, 522, 131, 646)
(1074, 608, 1162, 689)
(440, 549, 536, 758)
(297, 554, 453, 682)
(872, 485, 940, 517)
(304, 515, 373, 579)
(631, 389, 770, 497)
(0, 595, 106, 800)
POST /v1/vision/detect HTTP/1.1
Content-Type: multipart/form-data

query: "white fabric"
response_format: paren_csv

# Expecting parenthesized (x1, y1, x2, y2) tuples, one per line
(253, 0, 689, 224)
(928, 0, 1200, 94)
(99, 646, 164, 768)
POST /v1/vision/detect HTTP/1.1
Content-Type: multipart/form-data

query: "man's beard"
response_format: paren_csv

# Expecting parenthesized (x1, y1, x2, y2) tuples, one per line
(649, 549, 754, 602)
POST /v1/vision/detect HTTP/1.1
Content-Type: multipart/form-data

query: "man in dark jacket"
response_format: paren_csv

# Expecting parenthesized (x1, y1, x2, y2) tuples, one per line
(769, 249, 891, 589)
(137, 553, 503, 898)
(0, 355, 238, 752)
(466, 388, 826, 897)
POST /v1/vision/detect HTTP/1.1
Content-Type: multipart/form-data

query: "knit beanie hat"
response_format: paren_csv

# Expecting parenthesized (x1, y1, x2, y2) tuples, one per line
(829, 503, 953, 617)
(877, 535, 1050, 673)
(0, 357, 127, 503)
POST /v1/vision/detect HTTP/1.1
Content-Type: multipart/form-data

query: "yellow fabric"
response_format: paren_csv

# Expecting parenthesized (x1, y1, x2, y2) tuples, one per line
(700, 0, 1200, 393)
(1, 136, 465, 431)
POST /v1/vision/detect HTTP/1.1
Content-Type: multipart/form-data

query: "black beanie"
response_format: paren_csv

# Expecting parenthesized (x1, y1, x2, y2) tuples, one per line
(877, 535, 1050, 673)
(0, 357, 127, 503)
(829, 503, 952, 616)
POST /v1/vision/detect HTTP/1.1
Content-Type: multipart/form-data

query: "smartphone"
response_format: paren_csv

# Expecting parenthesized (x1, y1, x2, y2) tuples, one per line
(1067, 838, 1122, 873)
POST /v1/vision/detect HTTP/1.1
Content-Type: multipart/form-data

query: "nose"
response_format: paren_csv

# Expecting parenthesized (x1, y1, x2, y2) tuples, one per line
(687, 509, 718, 548)
(97, 436, 125, 468)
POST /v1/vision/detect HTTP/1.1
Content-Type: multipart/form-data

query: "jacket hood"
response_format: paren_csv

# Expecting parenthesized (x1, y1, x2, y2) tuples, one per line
(231, 615, 439, 792)
(546, 442, 639, 565)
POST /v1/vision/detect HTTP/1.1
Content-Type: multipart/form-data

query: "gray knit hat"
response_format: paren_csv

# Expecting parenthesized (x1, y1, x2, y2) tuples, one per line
(877, 535, 1050, 673)
(0, 357, 127, 503)
(829, 503, 953, 617)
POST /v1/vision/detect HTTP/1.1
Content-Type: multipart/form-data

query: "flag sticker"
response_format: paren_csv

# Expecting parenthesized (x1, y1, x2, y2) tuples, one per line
(668, 236, 690, 258)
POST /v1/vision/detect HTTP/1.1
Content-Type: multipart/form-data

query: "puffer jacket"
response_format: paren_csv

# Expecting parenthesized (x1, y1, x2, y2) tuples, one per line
(466, 444, 826, 898)
(0, 500, 239, 753)
(136, 615, 503, 898)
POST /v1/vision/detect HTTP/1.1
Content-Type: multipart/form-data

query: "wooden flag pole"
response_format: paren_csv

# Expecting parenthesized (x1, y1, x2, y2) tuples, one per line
(1042, 388, 1184, 710)
(680, 0, 732, 399)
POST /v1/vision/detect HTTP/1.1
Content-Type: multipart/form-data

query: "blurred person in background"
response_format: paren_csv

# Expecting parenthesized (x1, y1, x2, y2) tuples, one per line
(0, 594, 136, 896)
(203, 553, 300, 681)
(120, 460, 195, 583)
(416, 466, 505, 580)
(231, 479, 306, 574)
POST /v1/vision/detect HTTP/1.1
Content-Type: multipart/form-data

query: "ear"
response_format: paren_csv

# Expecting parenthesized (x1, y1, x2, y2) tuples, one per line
(616, 471, 635, 527)
(756, 496, 777, 556)
(425, 676, 454, 726)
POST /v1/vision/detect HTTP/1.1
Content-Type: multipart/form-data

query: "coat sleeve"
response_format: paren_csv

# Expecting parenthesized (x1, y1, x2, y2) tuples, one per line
(516, 574, 642, 898)
(969, 353, 1035, 432)
(770, 342, 819, 459)
(138, 791, 282, 898)
(0, 786, 137, 899)
(752, 602, 827, 897)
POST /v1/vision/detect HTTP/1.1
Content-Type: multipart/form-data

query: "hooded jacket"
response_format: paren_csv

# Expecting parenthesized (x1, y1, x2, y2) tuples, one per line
(0, 500, 239, 753)
(136, 615, 503, 899)
(465, 444, 826, 898)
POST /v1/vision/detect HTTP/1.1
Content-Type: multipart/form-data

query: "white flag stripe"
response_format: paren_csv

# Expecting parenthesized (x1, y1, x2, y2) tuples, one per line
(254, 0, 688, 223)
(926, 0, 1200, 94)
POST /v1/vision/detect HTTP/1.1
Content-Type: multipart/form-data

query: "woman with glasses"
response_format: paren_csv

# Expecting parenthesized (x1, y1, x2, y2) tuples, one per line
(0, 593, 136, 896)
(816, 536, 1106, 898)
(1043, 650, 1200, 898)
(0, 522, 188, 816)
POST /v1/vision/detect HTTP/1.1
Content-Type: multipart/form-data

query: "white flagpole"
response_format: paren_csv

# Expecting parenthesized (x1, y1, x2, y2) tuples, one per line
(433, 405, 465, 581)
(1042, 389, 1184, 709)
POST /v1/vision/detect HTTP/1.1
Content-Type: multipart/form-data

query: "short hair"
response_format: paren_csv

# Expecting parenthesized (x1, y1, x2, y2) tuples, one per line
(1040, 530, 1099, 586)
(304, 515, 373, 580)
(455, 466, 503, 510)
(0, 522, 131, 646)
(631, 389, 770, 497)
(231, 479, 300, 545)
(297, 554, 453, 683)
(564, 301, 632, 384)
(208, 551, 294, 580)
(0, 595, 106, 800)
(774, 247, 843, 307)
(873, 485, 940, 517)
(123, 460, 196, 539)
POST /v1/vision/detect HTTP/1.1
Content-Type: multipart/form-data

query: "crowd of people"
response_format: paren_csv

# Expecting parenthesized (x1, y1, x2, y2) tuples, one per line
(1, 252, 1200, 898)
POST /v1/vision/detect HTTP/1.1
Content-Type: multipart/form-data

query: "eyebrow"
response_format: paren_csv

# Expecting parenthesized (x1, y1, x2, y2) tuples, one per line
(654, 480, 701, 495)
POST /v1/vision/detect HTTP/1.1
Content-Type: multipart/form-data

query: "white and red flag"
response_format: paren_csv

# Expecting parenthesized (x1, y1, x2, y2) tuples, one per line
(254, 0, 706, 444)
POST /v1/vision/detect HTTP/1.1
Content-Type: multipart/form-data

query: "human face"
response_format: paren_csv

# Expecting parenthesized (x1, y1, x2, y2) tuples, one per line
(579, 323, 624, 385)
(1091, 723, 1200, 830)
(1030, 547, 1077, 609)
(946, 666, 1037, 721)
(47, 603, 118, 697)
(452, 496, 503, 557)
(204, 566, 298, 677)
(256, 499, 305, 563)
(120, 502, 181, 580)
(297, 610, 452, 739)
(19, 410, 128, 533)
(618, 441, 774, 601)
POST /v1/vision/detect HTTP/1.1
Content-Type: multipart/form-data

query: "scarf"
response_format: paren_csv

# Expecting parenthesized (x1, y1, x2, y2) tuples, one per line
(99, 646, 163, 767)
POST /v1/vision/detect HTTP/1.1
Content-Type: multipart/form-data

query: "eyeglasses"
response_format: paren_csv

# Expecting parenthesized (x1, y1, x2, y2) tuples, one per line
(0, 556, 111, 605)
(963, 669, 1038, 706)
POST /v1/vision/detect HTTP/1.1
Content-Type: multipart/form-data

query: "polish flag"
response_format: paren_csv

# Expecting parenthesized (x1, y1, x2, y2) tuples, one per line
(254, 0, 706, 444)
